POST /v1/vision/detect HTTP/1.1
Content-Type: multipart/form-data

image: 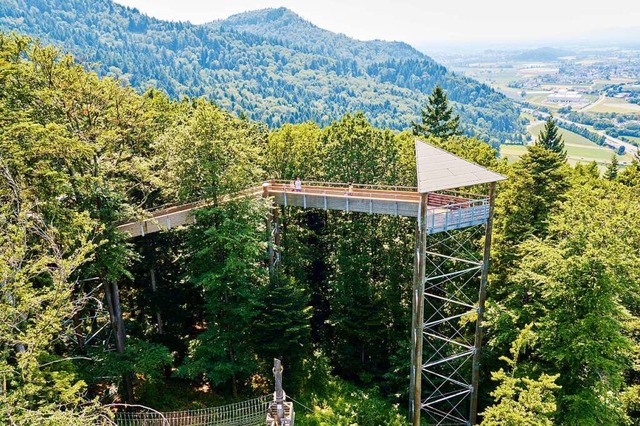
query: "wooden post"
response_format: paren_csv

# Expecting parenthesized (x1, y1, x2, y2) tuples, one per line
(410, 193, 428, 426)
(274, 359, 285, 424)
(266, 209, 274, 275)
(470, 182, 497, 425)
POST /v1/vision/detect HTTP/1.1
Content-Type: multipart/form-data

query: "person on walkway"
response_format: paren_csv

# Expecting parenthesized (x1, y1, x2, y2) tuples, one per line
(346, 182, 354, 196)
(289, 180, 295, 191)
(294, 177, 302, 192)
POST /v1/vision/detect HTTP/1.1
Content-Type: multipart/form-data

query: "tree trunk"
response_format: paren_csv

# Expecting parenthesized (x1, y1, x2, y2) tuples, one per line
(150, 268, 163, 334)
(104, 280, 134, 402)
(232, 372, 238, 399)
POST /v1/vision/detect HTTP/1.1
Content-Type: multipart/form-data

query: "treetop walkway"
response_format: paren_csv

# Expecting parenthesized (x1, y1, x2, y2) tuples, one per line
(114, 140, 507, 426)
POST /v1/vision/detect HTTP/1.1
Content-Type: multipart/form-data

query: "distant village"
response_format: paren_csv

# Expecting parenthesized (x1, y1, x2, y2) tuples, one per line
(506, 48, 640, 105)
(433, 45, 640, 159)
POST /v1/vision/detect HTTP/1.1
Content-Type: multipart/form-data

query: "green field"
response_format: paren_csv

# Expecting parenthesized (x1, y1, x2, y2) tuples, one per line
(586, 96, 640, 114)
(500, 123, 633, 170)
(500, 144, 528, 162)
(627, 136, 640, 144)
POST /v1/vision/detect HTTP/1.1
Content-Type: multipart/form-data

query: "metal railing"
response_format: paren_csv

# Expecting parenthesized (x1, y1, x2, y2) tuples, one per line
(269, 179, 418, 192)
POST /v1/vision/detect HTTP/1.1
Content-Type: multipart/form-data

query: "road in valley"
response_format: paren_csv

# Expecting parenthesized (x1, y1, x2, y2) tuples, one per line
(522, 107, 638, 157)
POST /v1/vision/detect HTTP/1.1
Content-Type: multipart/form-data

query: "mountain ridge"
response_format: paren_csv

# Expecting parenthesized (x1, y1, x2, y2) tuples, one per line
(215, 7, 426, 64)
(0, 0, 524, 144)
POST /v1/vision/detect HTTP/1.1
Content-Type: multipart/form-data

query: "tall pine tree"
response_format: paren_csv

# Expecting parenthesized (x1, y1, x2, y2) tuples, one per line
(412, 86, 462, 139)
(536, 116, 567, 161)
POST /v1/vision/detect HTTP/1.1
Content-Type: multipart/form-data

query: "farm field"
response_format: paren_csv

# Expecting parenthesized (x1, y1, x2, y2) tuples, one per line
(499, 144, 528, 162)
(501, 123, 633, 169)
(585, 96, 640, 114)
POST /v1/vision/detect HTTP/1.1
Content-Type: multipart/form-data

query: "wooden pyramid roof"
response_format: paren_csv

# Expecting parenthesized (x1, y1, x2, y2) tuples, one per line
(415, 139, 506, 193)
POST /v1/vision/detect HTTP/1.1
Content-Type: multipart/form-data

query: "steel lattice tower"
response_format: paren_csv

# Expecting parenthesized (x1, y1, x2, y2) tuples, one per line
(409, 141, 504, 426)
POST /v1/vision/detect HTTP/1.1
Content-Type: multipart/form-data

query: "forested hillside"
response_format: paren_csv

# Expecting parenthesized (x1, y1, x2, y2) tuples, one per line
(0, 0, 524, 146)
(3, 31, 640, 426)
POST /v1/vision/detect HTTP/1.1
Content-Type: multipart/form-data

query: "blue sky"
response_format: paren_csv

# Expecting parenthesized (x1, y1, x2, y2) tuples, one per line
(113, 0, 640, 46)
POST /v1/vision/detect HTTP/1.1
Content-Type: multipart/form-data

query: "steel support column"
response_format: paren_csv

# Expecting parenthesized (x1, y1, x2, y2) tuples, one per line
(411, 184, 498, 426)
(410, 193, 428, 426)
(469, 182, 497, 425)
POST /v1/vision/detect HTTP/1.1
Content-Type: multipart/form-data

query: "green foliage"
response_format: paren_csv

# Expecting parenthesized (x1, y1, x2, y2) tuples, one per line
(488, 179, 640, 425)
(481, 324, 560, 426)
(536, 116, 567, 161)
(491, 144, 569, 289)
(84, 339, 172, 385)
(321, 112, 401, 184)
(254, 274, 313, 395)
(412, 86, 462, 139)
(619, 159, 640, 188)
(296, 376, 408, 426)
(604, 152, 619, 180)
(264, 122, 322, 180)
(155, 98, 265, 203)
(0, 32, 178, 407)
(0, 160, 107, 424)
(178, 199, 269, 397)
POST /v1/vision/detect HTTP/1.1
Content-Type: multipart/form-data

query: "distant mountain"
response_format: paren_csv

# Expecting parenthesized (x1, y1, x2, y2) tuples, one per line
(0, 0, 524, 145)
(215, 8, 424, 64)
(515, 47, 574, 61)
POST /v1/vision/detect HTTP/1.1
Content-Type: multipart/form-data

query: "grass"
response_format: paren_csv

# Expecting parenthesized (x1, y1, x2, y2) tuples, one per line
(521, 112, 536, 123)
(500, 124, 633, 171)
(586, 97, 640, 114)
(627, 136, 640, 144)
(500, 144, 528, 162)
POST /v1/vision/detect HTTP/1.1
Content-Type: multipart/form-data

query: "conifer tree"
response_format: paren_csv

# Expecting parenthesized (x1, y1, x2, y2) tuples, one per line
(604, 152, 619, 180)
(536, 116, 567, 161)
(412, 86, 462, 139)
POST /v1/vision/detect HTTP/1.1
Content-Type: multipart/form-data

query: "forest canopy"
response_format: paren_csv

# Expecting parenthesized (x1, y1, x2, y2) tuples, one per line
(1, 32, 640, 426)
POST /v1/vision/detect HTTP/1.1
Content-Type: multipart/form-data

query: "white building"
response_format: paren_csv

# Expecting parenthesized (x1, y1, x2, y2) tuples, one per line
(546, 90, 586, 104)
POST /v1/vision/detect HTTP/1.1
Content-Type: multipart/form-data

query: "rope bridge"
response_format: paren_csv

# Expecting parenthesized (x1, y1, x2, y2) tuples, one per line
(115, 395, 271, 426)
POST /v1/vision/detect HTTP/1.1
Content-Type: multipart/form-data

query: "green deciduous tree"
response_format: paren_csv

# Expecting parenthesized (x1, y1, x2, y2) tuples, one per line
(0, 33, 178, 404)
(264, 122, 322, 181)
(155, 98, 265, 203)
(481, 324, 560, 426)
(322, 112, 400, 184)
(160, 100, 270, 398)
(0, 160, 109, 424)
(495, 182, 640, 425)
(412, 86, 462, 139)
(618, 158, 640, 188)
(178, 199, 268, 398)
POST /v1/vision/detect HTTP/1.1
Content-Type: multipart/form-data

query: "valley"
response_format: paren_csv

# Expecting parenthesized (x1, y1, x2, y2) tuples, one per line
(434, 45, 640, 165)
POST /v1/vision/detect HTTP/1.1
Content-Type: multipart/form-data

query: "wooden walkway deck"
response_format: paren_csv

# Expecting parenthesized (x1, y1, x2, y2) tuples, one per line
(116, 182, 490, 238)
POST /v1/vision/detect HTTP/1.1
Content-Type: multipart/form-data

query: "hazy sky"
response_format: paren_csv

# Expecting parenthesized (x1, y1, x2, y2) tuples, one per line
(113, 0, 639, 46)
